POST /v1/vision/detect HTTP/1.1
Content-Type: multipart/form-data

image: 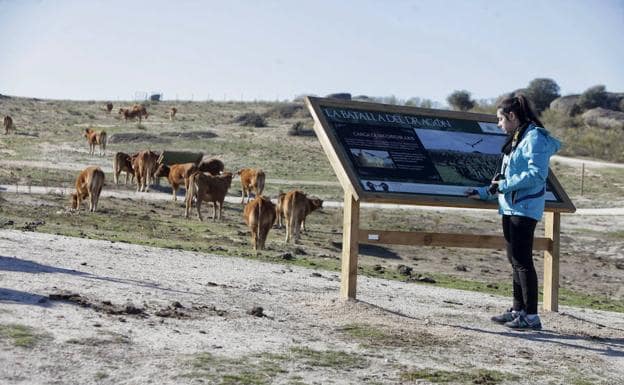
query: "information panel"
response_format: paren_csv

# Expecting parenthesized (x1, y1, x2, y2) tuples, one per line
(306, 96, 574, 211)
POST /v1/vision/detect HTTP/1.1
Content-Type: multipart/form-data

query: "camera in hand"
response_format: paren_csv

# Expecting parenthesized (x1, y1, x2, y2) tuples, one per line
(488, 173, 504, 195)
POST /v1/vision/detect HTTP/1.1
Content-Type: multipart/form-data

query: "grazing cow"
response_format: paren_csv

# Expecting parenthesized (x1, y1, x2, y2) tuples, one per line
(237, 168, 265, 204)
(185, 171, 233, 221)
(84, 128, 107, 156)
(154, 162, 198, 201)
(106, 102, 113, 113)
(169, 107, 178, 121)
(113, 151, 135, 185)
(3, 115, 14, 135)
(119, 105, 148, 123)
(132, 104, 149, 120)
(198, 158, 224, 176)
(133, 150, 159, 192)
(283, 190, 323, 243)
(70, 166, 105, 212)
(244, 196, 276, 251)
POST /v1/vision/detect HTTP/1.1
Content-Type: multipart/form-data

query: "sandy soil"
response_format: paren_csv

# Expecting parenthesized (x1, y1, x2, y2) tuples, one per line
(1, 229, 623, 385)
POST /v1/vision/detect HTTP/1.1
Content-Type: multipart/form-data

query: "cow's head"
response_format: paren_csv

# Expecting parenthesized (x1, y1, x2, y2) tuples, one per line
(70, 193, 79, 210)
(154, 164, 169, 178)
(308, 197, 323, 212)
(221, 172, 234, 188)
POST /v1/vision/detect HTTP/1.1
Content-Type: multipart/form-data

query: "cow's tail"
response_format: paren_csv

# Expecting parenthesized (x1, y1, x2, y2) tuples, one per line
(287, 192, 296, 242)
(256, 197, 262, 248)
(100, 131, 107, 154)
(257, 171, 265, 196)
(186, 172, 198, 215)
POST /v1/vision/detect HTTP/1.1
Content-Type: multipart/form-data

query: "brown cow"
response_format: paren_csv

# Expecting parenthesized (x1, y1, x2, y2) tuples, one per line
(154, 162, 198, 201)
(283, 190, 323, 243)
(3, 115, 14, 135)
(237, 168, 265, 204)
(119, 105, 148, 123)
(133, 150, 159, 192)
(113, 151, 135, 185)
(185, 171, 233, 221)
(169, 107, 177, 121)
(198, 158, 224, 175)
(106, 102, 113, 113)
(84, 128, 107, 156)
(275, 191, 287, 229)
(70, 166, 105, 212)
(244, 196, 276, 251)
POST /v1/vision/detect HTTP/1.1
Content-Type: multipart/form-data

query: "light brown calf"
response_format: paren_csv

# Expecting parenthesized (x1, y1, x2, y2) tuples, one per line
(283, 190, 323, 243)
(154, 162, 198, 201)
(237, 168, 265, 204)
(169, 107, 177, 121)
(185, 171, 233, 221)
(244, 196, 276, 251)
(84, 128, 107, 156)
(133, 150, 159, 192)
(113, 151, 135, 185)
(70, 166, 105, 212)
(3, 115, 14, 135)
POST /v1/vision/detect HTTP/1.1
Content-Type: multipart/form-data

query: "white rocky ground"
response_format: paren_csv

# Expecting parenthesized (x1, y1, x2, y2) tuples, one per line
(1, 229, 623, 385)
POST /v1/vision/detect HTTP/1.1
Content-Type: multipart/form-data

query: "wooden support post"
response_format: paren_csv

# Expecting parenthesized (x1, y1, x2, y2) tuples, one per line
(543, 212, 561, 312)
(340, 191, 360, 299)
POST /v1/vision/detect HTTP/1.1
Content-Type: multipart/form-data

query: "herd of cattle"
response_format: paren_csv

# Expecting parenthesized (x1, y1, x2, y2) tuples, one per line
(75, 125, 323, 251)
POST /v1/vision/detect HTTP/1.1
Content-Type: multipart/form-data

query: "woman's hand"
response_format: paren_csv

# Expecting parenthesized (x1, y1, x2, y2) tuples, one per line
(464, 188, 480, 199)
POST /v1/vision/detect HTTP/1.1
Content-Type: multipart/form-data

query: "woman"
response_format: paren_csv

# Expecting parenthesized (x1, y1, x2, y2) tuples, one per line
(466, 94, 560, 330)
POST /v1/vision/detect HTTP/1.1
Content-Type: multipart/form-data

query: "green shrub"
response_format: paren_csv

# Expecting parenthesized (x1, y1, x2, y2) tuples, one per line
(579, 85, 608, 111)
(233, 112, 267, 127)
(287, 121, 315, 137)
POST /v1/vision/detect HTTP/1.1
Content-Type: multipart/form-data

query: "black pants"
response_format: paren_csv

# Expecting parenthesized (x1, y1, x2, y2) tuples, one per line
(502, 215, 538, 314)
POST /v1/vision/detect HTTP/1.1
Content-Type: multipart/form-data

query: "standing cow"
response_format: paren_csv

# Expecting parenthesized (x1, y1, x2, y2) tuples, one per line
(185, 171, 233, 221)
(237, 168, 265, 204)
(154, 162, 198, 201)
(70, 166, 105, 212)
(244, 196, 276, 251)
(283, 190, 323, 243)
(169, 107, 178, 121)
(106, 102, 113, 113)
(132, 150, 159, 192)
(84, 128, 107, 156)
(112, 151, 135, 185)
(3, 115, 14, 135)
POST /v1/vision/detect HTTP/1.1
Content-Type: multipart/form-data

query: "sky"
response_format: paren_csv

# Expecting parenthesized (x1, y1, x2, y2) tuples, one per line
(1, 0, 623, 104)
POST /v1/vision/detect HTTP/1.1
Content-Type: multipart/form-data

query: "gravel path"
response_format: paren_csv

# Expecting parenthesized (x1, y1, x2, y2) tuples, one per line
(1, 230, 623, 384)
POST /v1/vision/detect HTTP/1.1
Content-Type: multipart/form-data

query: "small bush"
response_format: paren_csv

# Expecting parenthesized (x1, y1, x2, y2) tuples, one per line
(67, 109, 82, 116)
(263, 103, 308, 119)
(287, 121, 315, 137)
(232, 112, 267, 127)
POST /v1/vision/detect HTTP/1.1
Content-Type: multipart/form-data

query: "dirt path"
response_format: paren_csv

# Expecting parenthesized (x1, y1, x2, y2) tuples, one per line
(1, 229, 623, 385)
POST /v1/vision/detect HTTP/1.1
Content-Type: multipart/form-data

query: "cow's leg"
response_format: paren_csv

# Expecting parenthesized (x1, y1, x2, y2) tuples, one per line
(251, 224, 258, 250)
(293, 218, 302, 243)
(285, 215, 292, 243)
(195, 199, 203, 221)
(241, 188, 246, 204)
(172, 184, 178, 201)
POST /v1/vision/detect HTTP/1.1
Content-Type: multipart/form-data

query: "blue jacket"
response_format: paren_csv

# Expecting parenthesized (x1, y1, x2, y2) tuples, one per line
(476, 123, 561, 221)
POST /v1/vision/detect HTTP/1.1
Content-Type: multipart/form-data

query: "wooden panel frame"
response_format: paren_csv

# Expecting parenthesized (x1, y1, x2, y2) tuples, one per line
(305, 96, 575, 312)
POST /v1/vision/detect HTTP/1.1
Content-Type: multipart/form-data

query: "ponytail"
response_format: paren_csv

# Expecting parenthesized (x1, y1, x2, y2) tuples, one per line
(497, 94, 543, 127)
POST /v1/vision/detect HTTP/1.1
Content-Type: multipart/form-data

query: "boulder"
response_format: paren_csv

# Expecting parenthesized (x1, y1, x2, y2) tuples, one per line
(581, 107, 624, 130)
(549, 95, 581, 116)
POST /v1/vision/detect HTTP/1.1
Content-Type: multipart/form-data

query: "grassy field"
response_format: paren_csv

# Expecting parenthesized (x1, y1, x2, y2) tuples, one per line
(1, 96, 623, 313)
